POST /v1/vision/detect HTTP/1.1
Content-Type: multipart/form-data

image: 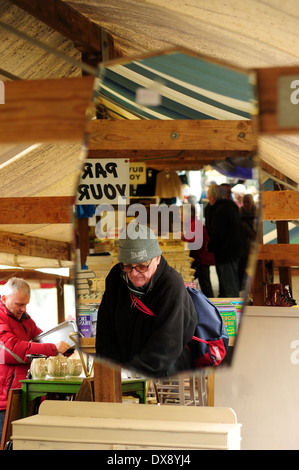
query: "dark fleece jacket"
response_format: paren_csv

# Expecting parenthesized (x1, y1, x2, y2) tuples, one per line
(96, 256, 197, 377)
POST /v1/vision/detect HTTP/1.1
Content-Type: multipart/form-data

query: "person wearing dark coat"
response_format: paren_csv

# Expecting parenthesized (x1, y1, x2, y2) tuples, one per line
(182, 204, 215, 298)
(96, 223, 198, 378)
(205, 184, 242, 298)
(238, 193, 257, 289)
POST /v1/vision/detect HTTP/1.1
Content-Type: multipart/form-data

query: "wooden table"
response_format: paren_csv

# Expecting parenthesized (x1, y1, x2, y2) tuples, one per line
(20, 377, 147, 418)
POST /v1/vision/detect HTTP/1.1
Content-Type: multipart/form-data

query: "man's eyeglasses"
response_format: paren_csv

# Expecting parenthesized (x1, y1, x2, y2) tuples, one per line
(121, 259, 152, 273)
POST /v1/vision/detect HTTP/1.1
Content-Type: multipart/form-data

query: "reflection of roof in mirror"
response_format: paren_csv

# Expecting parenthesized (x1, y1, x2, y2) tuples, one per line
(94, 49, 256, 121)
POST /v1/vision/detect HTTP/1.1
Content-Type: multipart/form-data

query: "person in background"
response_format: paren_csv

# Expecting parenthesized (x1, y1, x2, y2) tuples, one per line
(205, 184, 242, 298)
(96, 223, 197, 378)
(238, 193, 257, 290)
(220, 183, 233, 201)
(182, 204, 215, 298)
(0, 277, 70, 442)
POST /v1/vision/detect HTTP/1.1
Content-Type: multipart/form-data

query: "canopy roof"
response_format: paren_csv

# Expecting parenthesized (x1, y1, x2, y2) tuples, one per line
(95, 50, 254, 121)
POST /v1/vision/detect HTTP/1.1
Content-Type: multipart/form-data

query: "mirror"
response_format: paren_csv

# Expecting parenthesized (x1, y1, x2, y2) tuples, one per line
(75, 48, 259, 378)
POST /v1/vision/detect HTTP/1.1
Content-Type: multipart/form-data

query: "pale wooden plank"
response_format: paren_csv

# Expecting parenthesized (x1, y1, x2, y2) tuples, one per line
(0, 230, 70, 261)
(0, 197, 73, 224)
(257, 244, 299, 266)
(39, 400, 237, 423)
(261, 190, 299, 220)
(87, 119, 256, 151)
(0, 77, 94, 143)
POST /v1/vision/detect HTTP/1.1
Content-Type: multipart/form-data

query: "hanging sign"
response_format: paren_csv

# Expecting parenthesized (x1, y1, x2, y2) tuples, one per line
(76, 159, 130, 205)
(129, 162, 146, 184)
(278, 75, 299, 128)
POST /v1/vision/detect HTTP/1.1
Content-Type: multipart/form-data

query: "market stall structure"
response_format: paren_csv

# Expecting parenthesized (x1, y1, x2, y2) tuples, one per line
(0, 0, 299, 450)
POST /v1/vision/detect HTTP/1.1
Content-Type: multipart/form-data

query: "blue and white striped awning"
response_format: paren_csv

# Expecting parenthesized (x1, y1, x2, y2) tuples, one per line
(94, 50, 255, 121)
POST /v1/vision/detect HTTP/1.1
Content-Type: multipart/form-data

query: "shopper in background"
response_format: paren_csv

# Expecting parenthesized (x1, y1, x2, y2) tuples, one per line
(220, 182, 233, 201)
(182, 204, 215, 298)
(0, 277, 70, 443)
(238, 193, 257, 290)
(96, 223, 197, 378)
(205, 184, 242, 298)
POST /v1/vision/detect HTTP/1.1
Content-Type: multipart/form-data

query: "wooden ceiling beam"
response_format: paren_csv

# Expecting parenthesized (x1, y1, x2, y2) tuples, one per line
(10, 0, 103, 54)
(0, 230, 70, 261)
(261, 190, 299, 221)
(87, 149, 254, 160)
(87, 119, 256, 152)
(0, 269, 71, 283)
(260, 160, 298, 189)
(0, 76, 94, 144)
(257, 244, 299, 266)
(0, 197, 73, 224)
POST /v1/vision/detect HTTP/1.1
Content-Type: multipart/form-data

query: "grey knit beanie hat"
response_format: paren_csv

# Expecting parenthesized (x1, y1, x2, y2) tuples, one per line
(118, 223, 162, 263)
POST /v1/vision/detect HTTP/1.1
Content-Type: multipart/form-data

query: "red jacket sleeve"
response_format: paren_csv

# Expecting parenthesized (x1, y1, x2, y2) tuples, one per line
(0, 315, 57, 364)
(2, 336, 57, 364)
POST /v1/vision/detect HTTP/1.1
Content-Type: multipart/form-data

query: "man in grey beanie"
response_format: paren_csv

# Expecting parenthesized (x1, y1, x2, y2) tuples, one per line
(96, 223, 197, 377)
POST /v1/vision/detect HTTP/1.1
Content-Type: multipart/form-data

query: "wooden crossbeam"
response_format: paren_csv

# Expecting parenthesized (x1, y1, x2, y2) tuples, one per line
(86, 119, 256, 152)
(0, 269, 70, 282)
(0, 230, 70, 261)
(0, 196, 74, 225)
(261, 190, 299, 221)
(87, 148, 253, 160)
(0, 76, 94, 143)
(257, 244, 299, 266)
(10, 0, 103, 54)
(0, 197, 73, 224)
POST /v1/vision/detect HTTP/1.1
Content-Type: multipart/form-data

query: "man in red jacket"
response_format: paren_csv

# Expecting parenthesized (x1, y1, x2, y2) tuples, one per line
(0, 277, 70, 441)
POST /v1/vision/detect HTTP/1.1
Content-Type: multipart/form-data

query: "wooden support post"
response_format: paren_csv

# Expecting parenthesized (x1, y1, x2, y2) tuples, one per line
(252, 219, 266, 305)
(207, 372, 214, 407)
(56, 278, 65, 324)
(252, 260, 266, 305)
(77, 218, 90, 268)
(93, 361, 122, 403)
(274, 183, 292, 289)
(276, 220, 292, 288)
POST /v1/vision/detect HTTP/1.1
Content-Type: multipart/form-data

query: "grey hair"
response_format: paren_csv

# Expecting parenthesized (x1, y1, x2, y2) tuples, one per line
(207, 184, 224, 201)
(1, 277, 31, 297)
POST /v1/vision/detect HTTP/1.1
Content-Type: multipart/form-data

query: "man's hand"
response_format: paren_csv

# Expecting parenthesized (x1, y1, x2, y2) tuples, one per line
(55, 341, 70, 354)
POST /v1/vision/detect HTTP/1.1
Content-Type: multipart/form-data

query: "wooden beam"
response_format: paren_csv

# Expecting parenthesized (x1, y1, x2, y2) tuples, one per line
(56, 277, 65, 324)
(10, 0, 103, 54)
(0, 230, 70, 261)
(88, 148, 254, 160)
(256, 65, 299, 134)
(86, 119, 256, 152)
(276, 220, 292, 288)
(0, 76, 94, 144)
(0, 197, 73, 224)
(93, 361, 122, 403)
(0, 269, 70, 283)
(261, 190, 299, 221)
(260, 160, 298, 189)
(257, 244, 299, 266)
(87, 148, 254, 170)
